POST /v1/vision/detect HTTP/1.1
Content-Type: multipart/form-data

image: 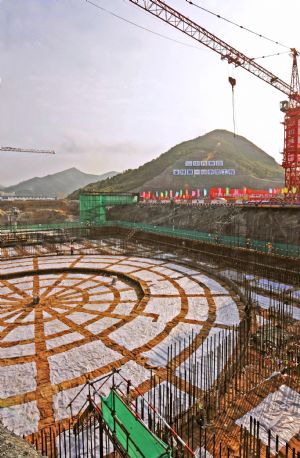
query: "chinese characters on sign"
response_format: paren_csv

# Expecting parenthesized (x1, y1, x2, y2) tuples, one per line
(173, 159, 235, 176)
(184, 160, 224, 166)
(173, 169, 235, 175)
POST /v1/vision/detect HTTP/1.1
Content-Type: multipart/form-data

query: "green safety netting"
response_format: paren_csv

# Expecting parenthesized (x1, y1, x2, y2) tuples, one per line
(101, 390, 171, 458)
(1, 217, 300, 259)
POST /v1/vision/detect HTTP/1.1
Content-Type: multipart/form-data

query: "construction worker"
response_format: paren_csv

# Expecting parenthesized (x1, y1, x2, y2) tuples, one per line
(214, 233, 220, 244)
(195, 400, 206, 427)
(31, 295, 40, 306)
(110, 276, 117, 286)
(267, 241, 273, 254)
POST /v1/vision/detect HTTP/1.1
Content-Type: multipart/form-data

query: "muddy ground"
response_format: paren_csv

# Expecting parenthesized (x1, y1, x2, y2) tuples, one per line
(0, 200, 79, 226)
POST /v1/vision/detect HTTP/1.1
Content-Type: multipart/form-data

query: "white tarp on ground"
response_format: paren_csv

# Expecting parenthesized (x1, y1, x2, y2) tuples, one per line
(142, 322, 202, 367)
(176, 327, 235, 390)
(192, 274, 228, 294)
(86, 317, 120, 334)
(0, 342, 35, 358)
(214, 296, 240, 325)
(251, 292, 300, 320)
(136, 380, 194, 421)
(53, 360, 150, 420)
(0, 254, 240, 437)
(291, 289, 300, 299)
(0, 401, 40, 437)
(151, 265, 183, 278)
(46, 332, 84, 350)
(55, 425, 114, 458)
(251, 278, 293, 291)
(0, 362, 37, 398)
(164, 263, 199, 275)
(236, 385, 300, 452)
(48, 340, 121, 384)
(3, 324, 34, 342)
(195, 447, 213, 458)
(186, 296, 208, 321)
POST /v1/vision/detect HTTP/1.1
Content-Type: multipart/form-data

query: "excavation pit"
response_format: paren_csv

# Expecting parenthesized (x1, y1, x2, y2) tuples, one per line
(0, 254, 243, 437)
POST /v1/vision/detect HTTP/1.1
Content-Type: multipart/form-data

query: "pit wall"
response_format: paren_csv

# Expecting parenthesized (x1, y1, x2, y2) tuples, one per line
(89, 226, 300, 284)
(103, 220, 300, 258)
(107, 204, 300, 244)
(1, 222, 300, 281)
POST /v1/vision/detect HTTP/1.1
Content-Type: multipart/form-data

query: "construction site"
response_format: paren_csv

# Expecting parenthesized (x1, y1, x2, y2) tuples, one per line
(1, 0, 300, 457)
(0, 190, 299, 457)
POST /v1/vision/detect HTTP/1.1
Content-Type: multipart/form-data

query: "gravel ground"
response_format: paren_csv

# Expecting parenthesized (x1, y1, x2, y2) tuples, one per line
(0, 423, 42, 458)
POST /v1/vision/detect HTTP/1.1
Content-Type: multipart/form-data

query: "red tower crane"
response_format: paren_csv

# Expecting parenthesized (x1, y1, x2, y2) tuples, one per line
(128, 0, 300, 198)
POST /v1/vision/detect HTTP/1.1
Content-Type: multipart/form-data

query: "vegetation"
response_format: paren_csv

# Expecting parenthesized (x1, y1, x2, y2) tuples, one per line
(70, 130, 284, 198)
(4, 168, 118, 198)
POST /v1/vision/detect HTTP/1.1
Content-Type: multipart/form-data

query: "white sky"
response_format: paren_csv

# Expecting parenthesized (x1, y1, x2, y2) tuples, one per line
(0, 0, 299, 186)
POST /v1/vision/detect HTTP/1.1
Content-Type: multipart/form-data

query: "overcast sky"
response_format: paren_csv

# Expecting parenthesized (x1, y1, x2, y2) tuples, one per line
(0, 0, 299, 186)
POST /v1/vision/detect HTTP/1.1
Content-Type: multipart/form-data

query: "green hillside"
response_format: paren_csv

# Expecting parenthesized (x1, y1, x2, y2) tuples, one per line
(5, 168, 118, 198)
(69, 130, 284, 198)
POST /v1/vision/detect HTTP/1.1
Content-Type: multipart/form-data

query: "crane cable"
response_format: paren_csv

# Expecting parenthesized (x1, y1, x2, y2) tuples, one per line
(84, 1, 290, 61)
(252, 51, 290, 61)
(183, 0, 292, 137)
(228, 77, 237, 137)
(185, 0, 292, 50)
(84, 0, 206, 52)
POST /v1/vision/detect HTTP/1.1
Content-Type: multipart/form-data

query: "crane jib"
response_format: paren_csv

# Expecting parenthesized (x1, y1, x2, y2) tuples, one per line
(129, 0, 294, 98)
(128, 0, 300, 195)
(0, 147, 55, 154)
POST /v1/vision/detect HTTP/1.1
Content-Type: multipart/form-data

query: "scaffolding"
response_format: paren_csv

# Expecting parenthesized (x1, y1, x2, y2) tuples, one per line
(79, 192, 139, 225)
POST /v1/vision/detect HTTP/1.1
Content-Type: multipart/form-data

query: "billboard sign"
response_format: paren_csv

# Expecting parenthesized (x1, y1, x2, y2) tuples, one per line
(174, 159, 235, 177)
(173, 169, 235, 176)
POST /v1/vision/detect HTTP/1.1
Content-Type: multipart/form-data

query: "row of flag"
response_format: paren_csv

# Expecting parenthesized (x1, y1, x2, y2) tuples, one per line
(140, 187, 297, 200)
(140, 189, 207, 199)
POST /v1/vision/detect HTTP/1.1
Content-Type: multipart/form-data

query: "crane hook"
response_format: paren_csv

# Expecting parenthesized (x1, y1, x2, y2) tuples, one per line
(228, 77, 237, 137)
(228, 76, 236, 89)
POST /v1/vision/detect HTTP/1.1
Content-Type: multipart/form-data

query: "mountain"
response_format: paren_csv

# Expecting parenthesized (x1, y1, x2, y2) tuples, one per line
(4, 168, 118, 198)
(69, 130, 284, 198)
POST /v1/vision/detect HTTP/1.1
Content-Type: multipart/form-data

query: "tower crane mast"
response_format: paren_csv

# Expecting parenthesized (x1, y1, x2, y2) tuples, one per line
(128, 0, 300, 197)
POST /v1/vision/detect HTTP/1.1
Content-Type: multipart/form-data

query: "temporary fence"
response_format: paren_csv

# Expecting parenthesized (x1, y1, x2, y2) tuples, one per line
(0, 221, 83, 233)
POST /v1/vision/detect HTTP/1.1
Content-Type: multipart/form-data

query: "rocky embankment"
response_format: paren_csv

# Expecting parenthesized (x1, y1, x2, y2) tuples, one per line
(0, 423, 42, 457)
(107, 204, 300, 244)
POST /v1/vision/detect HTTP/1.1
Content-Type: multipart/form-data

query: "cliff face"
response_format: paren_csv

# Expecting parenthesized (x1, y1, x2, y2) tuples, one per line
(107, 205, 300, 244)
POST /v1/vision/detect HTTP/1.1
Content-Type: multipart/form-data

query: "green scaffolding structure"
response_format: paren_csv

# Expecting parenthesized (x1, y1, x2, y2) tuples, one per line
(79, 192, 139, 225)
(101, 389, 171, 458)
